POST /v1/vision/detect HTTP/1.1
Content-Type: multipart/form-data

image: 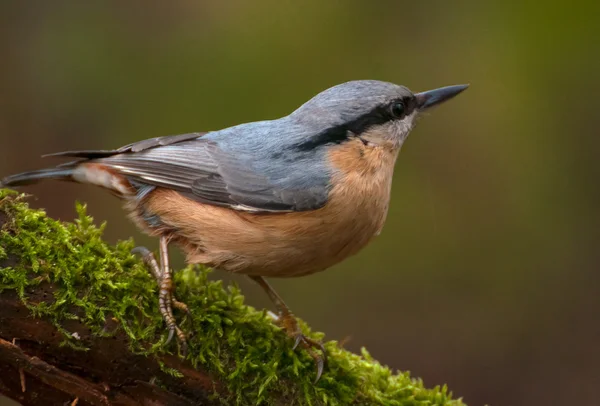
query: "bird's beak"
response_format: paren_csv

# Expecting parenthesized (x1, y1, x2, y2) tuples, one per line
(415, 84, 469, 110)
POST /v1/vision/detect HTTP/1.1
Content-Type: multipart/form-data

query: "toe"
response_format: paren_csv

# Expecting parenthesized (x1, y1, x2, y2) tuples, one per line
(173, 299, 192, 316)
(288, 333, 328, 382)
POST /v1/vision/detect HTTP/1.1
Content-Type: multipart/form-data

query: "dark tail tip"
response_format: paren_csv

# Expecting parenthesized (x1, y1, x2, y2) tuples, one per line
(1, 168, 75, 188)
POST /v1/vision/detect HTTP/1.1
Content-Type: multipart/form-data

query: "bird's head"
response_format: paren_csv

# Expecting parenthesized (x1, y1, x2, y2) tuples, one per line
(290, 80, 468, 151)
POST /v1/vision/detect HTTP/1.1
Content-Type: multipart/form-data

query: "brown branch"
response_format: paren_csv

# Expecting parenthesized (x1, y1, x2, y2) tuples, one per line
(0, 287, 221, 406)
(0, 337, 111, 405)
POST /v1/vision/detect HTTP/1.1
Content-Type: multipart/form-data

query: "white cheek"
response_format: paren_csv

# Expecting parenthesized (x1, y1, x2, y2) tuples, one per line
(393, 111, 418, 144)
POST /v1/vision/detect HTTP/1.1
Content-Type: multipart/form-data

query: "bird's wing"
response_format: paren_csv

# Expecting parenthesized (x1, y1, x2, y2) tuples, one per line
(50, 132, 330, 212)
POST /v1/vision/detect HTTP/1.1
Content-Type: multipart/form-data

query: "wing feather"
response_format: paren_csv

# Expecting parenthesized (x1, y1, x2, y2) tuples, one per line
(77, 134, 331, 212)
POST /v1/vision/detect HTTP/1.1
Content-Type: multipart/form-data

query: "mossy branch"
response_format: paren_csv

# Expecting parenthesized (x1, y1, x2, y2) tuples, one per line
(0, 189, 465, 406)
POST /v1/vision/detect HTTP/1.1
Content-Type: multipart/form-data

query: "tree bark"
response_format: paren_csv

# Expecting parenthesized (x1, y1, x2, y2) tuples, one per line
(0, 202, 223, 406)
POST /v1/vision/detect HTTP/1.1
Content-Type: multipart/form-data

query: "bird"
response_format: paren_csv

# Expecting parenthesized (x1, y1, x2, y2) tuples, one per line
(0, 80, 468, 381)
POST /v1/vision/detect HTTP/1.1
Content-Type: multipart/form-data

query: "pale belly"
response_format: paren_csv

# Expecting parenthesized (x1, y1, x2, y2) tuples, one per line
(132, 185, 390, 278)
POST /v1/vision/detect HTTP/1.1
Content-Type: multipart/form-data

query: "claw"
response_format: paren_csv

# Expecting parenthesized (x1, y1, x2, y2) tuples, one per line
(314, 355, 324, 383)
(292, 333, 327, 383)
(292, 334, 303, 351)
(177, 328, 188, 357)
(166, 327, 175, 346)
(281, 315, 326, 382)
(131, 246, 151, 257)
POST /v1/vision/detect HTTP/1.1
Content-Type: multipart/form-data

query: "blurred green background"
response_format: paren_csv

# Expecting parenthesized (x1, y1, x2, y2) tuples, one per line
(1, 1, 599, 405)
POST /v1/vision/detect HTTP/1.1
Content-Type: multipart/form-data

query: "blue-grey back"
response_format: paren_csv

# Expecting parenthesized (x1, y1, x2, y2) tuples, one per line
(199, 79, 412, 195)
(52, 80, 413, 212)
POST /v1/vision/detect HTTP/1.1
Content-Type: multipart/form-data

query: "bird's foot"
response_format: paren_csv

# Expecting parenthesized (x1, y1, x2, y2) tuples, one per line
(251, 276, 327, 382)
(279, 312, 327, 383)
(132, 245, 190, 357)
(158, 270, 189, 356)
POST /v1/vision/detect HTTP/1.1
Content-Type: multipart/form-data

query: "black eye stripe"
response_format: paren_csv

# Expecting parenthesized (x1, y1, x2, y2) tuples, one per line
(295, 95, 417, 151)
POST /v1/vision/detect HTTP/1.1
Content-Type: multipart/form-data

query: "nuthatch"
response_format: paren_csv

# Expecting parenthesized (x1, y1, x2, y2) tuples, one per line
(1, 80, 467, 381)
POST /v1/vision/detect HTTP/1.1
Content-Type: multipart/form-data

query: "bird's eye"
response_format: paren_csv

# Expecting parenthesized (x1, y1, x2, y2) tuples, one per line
(390, 101, 405, 119)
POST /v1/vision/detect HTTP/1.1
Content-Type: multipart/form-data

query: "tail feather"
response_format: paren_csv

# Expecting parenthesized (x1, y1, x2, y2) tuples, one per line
(0, 167, 75, 188)
(42, 150, 119, 159)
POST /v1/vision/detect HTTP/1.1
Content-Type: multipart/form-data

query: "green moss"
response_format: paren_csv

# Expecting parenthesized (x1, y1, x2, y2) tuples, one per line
(0, 189, 465, 406)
